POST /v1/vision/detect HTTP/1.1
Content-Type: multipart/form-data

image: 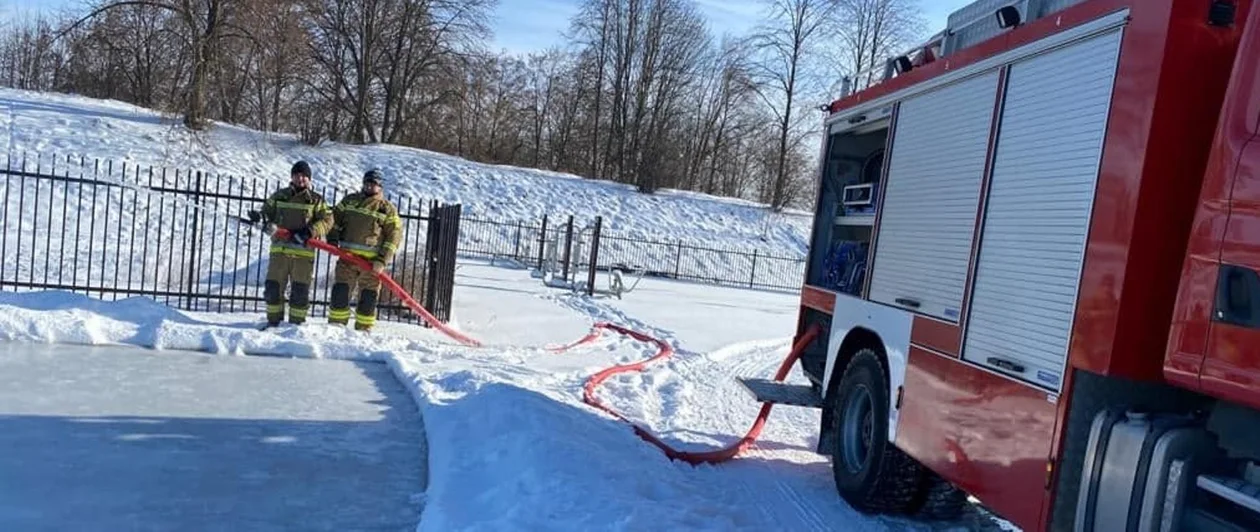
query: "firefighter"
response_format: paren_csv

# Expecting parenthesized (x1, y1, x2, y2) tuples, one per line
(249, 161, 334, 327)
(326, 169, 402, 331)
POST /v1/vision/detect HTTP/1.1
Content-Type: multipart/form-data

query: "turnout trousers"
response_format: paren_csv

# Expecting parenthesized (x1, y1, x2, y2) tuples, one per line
(329, 260, 382, 331)
(265, 250, 315, 326)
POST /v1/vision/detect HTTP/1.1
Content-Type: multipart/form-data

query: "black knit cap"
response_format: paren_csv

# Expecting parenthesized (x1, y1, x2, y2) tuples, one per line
(363, 169, 383, 185)
(291, 160, 311, 178)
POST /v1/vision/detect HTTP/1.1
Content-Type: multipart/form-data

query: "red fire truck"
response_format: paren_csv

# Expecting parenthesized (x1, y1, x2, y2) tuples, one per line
(739, 0, 1260, 529)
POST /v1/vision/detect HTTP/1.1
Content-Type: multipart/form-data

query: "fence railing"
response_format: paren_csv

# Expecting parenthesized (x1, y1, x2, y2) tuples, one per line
(0, 151, 806, 320)
(457, 214, 806, 293)
(0, 152, 459, 323)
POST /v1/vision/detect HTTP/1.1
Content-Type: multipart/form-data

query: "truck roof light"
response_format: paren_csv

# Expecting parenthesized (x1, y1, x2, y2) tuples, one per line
(996, 6, 1022, 30)
(892, 56, 913, 75)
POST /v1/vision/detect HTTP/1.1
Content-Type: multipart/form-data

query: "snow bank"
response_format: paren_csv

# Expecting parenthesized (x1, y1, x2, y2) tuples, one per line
(0, 290, 463, 361)
(0, 88, 812, 258)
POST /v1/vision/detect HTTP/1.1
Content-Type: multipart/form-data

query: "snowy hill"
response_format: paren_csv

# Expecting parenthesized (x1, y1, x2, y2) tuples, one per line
(0, 88, 813, 258)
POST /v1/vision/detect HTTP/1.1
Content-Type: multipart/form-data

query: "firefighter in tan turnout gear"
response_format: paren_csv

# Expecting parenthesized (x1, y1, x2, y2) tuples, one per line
(327, 169, 402, 331)
(250, 160, 334, 327)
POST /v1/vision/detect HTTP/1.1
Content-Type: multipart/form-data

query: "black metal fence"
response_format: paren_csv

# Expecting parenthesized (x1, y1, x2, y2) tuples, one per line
(0, 152, 461, 324)
(457, 214, 806, 292)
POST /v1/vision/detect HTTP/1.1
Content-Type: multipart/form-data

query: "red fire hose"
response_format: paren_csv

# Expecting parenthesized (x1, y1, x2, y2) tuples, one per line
(273, 229, 481, 347)
(276, 229, 820, 464)
(553, 322, 821, 465)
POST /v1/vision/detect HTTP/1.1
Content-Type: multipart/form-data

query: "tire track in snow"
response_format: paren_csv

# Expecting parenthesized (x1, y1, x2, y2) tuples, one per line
(681, 341, 838, 532)
(655, 339, 855, 531)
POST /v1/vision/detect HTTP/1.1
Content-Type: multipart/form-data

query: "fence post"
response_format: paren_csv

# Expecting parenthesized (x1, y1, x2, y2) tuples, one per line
(513, 221, 523, 260)
(587, 216, 602, 297)
(674, 241, 683, 279)
(537, 214, 548, 270)
(184, 171, 203, 311)
(424, 200, 441, 320)
(750, 249, 758, 289)
(562, 215, 574, 281)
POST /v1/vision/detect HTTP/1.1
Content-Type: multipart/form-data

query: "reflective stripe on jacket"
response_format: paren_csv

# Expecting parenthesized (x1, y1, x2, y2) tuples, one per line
(260, 185, 334, 237)
(328, 192, 402, 263)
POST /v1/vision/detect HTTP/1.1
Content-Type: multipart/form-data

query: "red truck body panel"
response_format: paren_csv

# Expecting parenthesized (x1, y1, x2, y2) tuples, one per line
(1068, 0, 1246, 382)
(896, 347, 1059, 528)
(809, 1, 1255, 529)
(1167, 1, 1260, 411)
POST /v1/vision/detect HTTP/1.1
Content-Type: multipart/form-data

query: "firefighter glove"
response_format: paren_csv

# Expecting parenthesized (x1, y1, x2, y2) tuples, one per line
(247, 210, 262, 224)
(291, 226, 313, 245)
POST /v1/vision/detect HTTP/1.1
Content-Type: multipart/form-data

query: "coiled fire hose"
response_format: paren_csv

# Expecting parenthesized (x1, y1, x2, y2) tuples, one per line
(550, 322, 821, 465)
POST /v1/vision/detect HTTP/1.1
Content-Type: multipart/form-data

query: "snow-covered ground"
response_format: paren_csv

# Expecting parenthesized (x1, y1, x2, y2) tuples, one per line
(0, 88, 812, 257)
(0, 258, 1008, 531)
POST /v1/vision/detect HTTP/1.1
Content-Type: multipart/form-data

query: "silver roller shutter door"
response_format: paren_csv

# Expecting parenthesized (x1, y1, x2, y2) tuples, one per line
(869, 71, 999, 322)
(963, 29, 1123, 391)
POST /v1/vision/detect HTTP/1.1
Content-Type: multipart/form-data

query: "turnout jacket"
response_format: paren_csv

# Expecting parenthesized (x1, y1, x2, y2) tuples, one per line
(328, 192, 402, 263)
(260, 186, 334, 258)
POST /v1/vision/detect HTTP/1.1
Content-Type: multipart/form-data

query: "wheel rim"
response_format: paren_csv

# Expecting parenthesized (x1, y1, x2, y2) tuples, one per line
(840, 383, 875, 474)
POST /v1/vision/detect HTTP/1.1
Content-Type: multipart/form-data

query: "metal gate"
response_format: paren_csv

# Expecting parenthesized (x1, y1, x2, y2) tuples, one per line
(422, 202, 461, 324)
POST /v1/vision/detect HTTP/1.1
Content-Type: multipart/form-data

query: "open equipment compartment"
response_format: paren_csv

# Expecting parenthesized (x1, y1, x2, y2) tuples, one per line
(806, 107, 890, 298)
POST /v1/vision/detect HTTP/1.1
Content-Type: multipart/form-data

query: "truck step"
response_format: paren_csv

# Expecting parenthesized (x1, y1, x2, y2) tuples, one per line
(1198, 475, 1260, 514)
(736, 377, 823, 408)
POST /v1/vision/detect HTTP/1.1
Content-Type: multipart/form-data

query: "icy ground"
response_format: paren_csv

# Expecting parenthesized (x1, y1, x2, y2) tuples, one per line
(0, 342, 425, 531)
(0, 87, 811, 256)
(0, 259, 1007, 531)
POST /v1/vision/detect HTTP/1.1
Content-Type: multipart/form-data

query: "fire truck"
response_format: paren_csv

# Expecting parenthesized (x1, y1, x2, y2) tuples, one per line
(738, 0, 1260, 530)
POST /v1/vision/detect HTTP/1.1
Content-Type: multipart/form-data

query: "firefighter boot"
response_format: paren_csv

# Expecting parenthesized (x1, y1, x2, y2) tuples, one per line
(289, 283, 311, 325)
(355, 289, 379, 331)
(328, 282, 352, 326)
(264, 280, 285, 326)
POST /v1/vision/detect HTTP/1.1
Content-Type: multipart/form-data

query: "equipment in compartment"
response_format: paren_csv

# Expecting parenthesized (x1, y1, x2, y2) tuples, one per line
(841, 148, 884, 217)
(807, 128, 886, 291)
(822, 240, 869, 295)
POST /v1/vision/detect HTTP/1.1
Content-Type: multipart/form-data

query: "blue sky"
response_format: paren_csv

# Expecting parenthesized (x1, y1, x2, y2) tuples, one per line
(491, 0, 974, 55)
(0, 0, 78, 21)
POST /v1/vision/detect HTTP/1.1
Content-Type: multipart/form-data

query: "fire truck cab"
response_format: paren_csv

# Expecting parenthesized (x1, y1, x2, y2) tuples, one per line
(741, 0, 1260, 530)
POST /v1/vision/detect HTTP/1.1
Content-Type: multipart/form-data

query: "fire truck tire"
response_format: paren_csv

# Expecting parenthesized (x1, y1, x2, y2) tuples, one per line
(829, 348, 924, 514)
(914, 472, 967, 520)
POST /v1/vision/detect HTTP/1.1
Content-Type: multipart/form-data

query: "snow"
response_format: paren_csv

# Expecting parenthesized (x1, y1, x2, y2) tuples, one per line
(0, 259, 1010, 531)
(0, 87, 812, 259)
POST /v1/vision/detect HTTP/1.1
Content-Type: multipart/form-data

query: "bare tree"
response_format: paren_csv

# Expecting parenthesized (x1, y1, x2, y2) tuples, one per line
(749, 0, 833, 210)
(64, 0, 246, 129)
(0, 0, 868, 208)
(0, 14, 68, 92)
(832, 0, 926, 88)
(233, 0, 310, 133)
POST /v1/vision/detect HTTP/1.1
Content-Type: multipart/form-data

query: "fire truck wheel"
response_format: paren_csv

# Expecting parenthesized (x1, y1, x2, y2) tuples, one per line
(829, 348, 924, 514)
